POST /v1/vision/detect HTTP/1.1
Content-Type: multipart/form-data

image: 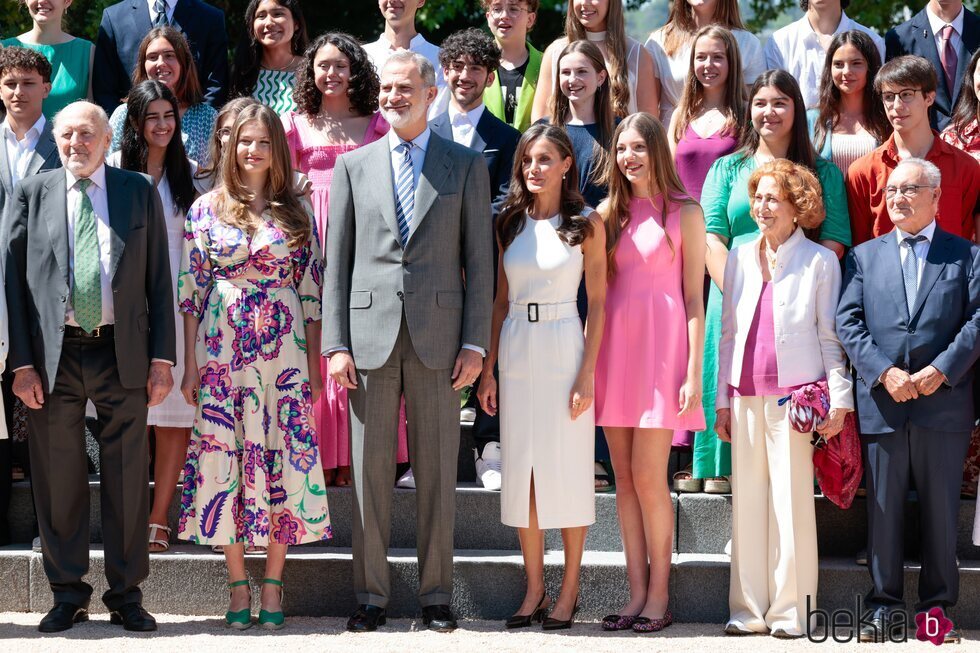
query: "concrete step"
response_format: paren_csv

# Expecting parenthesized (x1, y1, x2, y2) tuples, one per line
(4, 546, 980, 629)
(7, 481, 633, 552)
(677, 493, 980, 560)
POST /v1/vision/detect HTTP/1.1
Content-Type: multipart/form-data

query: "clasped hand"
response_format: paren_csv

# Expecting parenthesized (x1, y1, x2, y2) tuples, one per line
(880, 365, 946, 403)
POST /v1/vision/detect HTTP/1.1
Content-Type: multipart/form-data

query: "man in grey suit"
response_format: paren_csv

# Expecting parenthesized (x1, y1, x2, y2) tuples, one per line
(4, 101, 176, 633)
(324, 51, 493, 633)
(837, 159, 980, 644)
(0, 47, 61, 545)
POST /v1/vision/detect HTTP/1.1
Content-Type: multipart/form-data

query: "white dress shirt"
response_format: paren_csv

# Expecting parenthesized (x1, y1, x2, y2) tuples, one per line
(896, 220, 936, 286)
(764, 11, 885, 108)
(2, 115, 45, 187)
(926, 5, 964, 58)
(147, 0, 177, 24)
(66, 165, 114, 328)
(448, 103, 485, 148)
(363, 32, 450, 119)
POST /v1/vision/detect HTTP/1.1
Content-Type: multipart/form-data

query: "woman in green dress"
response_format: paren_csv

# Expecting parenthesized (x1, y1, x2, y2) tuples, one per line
(695, 69, 851, 491)
(229, 0, 308, 115)
(3, 0, 93, 119)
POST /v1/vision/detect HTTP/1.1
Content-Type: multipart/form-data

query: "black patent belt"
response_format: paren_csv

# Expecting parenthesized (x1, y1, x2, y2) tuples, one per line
(64, 324, 114, 339)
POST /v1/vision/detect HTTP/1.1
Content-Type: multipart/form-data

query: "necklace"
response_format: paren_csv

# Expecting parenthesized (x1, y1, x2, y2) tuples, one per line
(585, 30, 607, 42)
(762, 240, 778, 274)
(264, 55, 299, 72)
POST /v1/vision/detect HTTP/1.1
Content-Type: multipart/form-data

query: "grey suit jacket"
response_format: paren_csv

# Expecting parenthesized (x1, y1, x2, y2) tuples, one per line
(0, 119, 61, 252)
(323, 131, 493, 371)
(3, 166, 176, 391)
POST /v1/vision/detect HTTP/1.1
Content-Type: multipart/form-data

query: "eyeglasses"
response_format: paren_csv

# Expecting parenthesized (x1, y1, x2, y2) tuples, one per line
(881, 89, 922, 105)
(884, 184, 936, 199)
(488, 5, 527, 18)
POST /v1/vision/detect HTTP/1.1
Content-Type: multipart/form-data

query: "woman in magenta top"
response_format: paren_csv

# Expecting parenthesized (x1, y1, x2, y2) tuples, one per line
(667, 26, 745, 202)
(594, 113, 706, 633)
(283, 32, 407, 485)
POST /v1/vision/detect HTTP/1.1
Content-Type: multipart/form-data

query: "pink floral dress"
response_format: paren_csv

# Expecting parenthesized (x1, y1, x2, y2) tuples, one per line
(177, 191, 330, 546)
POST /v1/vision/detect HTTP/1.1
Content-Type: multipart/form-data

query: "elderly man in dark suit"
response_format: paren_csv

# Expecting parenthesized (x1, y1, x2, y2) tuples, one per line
(837, 158, 980, 644)
(325, 50, 493, 633)
(429, 28, 519, 490)
(4, 101, 175, 633)
(0, 46, 61, 545)
(884, 0, 980, 130)
(93, 0, 228, 113)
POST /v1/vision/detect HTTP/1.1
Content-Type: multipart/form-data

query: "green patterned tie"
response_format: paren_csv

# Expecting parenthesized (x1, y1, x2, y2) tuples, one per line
(72, 178, 102, 333)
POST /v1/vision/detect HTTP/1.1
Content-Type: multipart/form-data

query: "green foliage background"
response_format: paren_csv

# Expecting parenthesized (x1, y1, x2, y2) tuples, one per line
(2, 1, 979, 54)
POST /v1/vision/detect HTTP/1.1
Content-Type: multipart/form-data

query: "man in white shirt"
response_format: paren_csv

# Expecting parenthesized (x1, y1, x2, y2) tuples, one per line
(884, 0, 980, 130)
(765, 0, 884, 108)
(362, 0, 449, 118)
(428, 29, 520, 491)
(0, 47, 61, 549)
(5, 101, 175, 634)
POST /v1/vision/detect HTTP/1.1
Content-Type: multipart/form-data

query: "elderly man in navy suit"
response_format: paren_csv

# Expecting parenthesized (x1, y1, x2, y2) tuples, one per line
(93, 0, 228, 113)
(885, 0, 980, 130)
(837, 158, 980, 644)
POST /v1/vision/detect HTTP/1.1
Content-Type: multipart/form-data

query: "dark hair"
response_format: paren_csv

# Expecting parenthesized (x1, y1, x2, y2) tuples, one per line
(295, 32, 378, 118)
(497, 124, 592, 250)
(0, 46, 52, 83)
(551, 40, 615, 187)
(874, 55, 937, 95)
(195, 97, 258, 185)
(438, 28, 502, 72)
(131, 27, 203, 106)
(949, 49, 980, 145)
(229, 0, 309, 100)
(119, 80, 196, 215)
(799, 0, 849, 10)
(813, 30, 890, 151)
(735, 69, 816, 171)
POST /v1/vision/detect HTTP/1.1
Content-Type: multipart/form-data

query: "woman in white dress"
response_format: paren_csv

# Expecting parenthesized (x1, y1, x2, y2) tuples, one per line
(108, 80, 204, 552)
(645, 0, 765, 124)
(479, 124, 607, 630)
(532, 0, 658, 121)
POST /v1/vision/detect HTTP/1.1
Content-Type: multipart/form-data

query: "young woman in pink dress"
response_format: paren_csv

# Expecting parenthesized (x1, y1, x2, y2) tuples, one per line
(283, 32, 408, 485)
(594, 112, 706, 633)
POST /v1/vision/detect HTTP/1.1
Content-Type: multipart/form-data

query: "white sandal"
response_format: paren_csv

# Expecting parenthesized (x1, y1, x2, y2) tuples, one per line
(148, 523, 171, 552)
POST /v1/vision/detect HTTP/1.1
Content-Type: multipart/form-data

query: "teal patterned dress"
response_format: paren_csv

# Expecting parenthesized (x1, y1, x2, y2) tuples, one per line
(109, 102, 218, 166)
(693, 154, 852, 479)
(176, 191, 330, 546)
(252, 69, 297, 115)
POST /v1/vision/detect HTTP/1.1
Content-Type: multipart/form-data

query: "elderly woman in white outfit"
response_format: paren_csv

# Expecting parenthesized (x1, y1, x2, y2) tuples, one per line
(715, 159, 853, 638)
(479, 124, 606, 631)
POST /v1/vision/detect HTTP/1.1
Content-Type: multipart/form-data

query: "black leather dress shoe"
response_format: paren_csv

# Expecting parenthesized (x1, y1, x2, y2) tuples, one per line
(422, 604, 457, 632)
(858, 607, 891, 643)
(347, 605, 386, 632)
(38, 602, 88, 633)
(109, 603, 158, 631)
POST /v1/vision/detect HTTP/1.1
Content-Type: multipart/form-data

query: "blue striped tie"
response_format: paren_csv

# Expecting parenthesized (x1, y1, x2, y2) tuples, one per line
(902, 235, 926, 315)
(394, 141, 415, 246)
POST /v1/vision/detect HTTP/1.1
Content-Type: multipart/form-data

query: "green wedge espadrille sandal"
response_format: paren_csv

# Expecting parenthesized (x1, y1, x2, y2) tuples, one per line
(225, 579, 252, 629)
(257, 578, 285, 630)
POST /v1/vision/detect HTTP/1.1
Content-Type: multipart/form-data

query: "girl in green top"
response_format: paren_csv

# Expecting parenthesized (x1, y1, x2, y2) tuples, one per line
(3, 0, 93, 119)
(695, 69, 851, 486)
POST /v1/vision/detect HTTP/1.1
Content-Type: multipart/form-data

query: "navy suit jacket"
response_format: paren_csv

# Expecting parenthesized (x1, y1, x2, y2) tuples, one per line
(884, 7, 980, 131)
(93, 0, 229, 114)
(429, 108, 519, 219)
(836, 226, 980, 434)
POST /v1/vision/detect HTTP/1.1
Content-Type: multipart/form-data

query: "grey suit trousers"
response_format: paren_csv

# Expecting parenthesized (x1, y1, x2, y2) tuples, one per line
(348, 313, 460, 608)
(28, 332, 150, 609)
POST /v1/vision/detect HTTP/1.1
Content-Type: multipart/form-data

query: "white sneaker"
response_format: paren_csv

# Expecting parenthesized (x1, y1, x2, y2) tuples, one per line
(396, 467, 416, 489)
(475, 442, 502, 491)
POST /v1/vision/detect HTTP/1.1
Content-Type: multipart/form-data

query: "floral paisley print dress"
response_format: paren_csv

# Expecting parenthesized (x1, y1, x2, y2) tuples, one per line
(177, 191, 331, 546)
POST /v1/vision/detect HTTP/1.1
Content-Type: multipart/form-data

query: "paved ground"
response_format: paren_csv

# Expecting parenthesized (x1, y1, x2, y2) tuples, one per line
(0, 614, 979, 651)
